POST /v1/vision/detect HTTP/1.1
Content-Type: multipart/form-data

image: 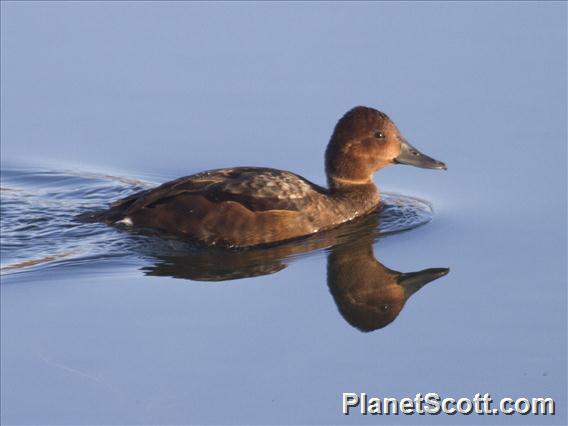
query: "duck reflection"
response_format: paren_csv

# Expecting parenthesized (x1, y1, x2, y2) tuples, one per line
(140, 210, 449, 332)
(327, 239, 448, 331)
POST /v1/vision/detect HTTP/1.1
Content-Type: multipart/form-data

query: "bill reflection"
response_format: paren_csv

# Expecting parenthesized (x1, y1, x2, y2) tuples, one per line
(141, 211, 449, 332)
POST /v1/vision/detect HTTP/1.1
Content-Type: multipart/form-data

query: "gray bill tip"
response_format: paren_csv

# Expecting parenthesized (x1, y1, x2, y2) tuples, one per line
(395, 140, 447, 171)
(396, 267, 450, 295)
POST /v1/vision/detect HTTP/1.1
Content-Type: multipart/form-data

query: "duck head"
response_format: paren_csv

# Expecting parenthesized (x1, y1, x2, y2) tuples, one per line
(325, 106, 447, 187)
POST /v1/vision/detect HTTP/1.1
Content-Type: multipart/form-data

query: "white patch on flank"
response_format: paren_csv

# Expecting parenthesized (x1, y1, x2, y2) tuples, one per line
(116, 217, 133, 226)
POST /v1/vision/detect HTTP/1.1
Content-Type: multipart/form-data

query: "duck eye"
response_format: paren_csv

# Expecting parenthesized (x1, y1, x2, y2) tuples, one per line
(374, 131, 385, 139)
(381, 303, 391, 311)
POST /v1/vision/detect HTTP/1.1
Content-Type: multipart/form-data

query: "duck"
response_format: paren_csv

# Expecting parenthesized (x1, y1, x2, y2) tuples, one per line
(88, 106, 447, 247)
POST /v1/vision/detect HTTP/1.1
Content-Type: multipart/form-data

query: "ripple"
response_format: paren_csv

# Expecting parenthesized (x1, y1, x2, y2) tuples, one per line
(0, 166, 433, 277)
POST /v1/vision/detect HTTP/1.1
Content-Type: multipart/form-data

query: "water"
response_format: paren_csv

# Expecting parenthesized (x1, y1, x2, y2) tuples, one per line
(1, 2, 566, 425)
(1, 166, 434, 278)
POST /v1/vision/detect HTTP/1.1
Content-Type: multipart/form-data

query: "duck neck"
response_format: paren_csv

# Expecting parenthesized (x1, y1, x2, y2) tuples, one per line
(327, 174, 372, 187)
(327, 176, 380, 217)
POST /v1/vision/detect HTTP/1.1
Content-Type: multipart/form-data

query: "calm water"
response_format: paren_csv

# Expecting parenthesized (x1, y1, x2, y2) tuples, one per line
(1, 2, 566, 425)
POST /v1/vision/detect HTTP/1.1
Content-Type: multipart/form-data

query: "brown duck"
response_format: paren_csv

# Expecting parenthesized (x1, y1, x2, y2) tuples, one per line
(90, 106, 447, 247)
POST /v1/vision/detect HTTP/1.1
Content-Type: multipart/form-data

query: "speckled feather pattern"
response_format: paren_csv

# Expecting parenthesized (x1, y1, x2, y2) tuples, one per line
(102, 167, 379, 247)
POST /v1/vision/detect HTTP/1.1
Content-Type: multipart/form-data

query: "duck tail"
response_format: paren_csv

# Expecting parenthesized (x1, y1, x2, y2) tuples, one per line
(75, 188, 150, 224)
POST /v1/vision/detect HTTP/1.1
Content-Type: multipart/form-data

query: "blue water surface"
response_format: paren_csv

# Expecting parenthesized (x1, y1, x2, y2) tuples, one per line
(1, 2, 566, 425)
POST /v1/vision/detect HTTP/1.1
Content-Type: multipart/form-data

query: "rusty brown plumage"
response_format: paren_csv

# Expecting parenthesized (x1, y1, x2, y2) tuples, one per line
(85, 106, 446, 247)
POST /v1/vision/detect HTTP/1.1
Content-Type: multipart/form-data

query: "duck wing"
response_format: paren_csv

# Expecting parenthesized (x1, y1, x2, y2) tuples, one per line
(118, 167, 327, 216)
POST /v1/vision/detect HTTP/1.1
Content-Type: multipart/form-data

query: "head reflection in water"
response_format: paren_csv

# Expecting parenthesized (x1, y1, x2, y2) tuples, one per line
(141, 204, 449, 332)
(327, 240, 448, 331)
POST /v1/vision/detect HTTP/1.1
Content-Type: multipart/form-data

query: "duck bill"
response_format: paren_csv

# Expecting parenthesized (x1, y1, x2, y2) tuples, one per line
(397, 267, 449, 297)
(395, 139, 447, 170)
